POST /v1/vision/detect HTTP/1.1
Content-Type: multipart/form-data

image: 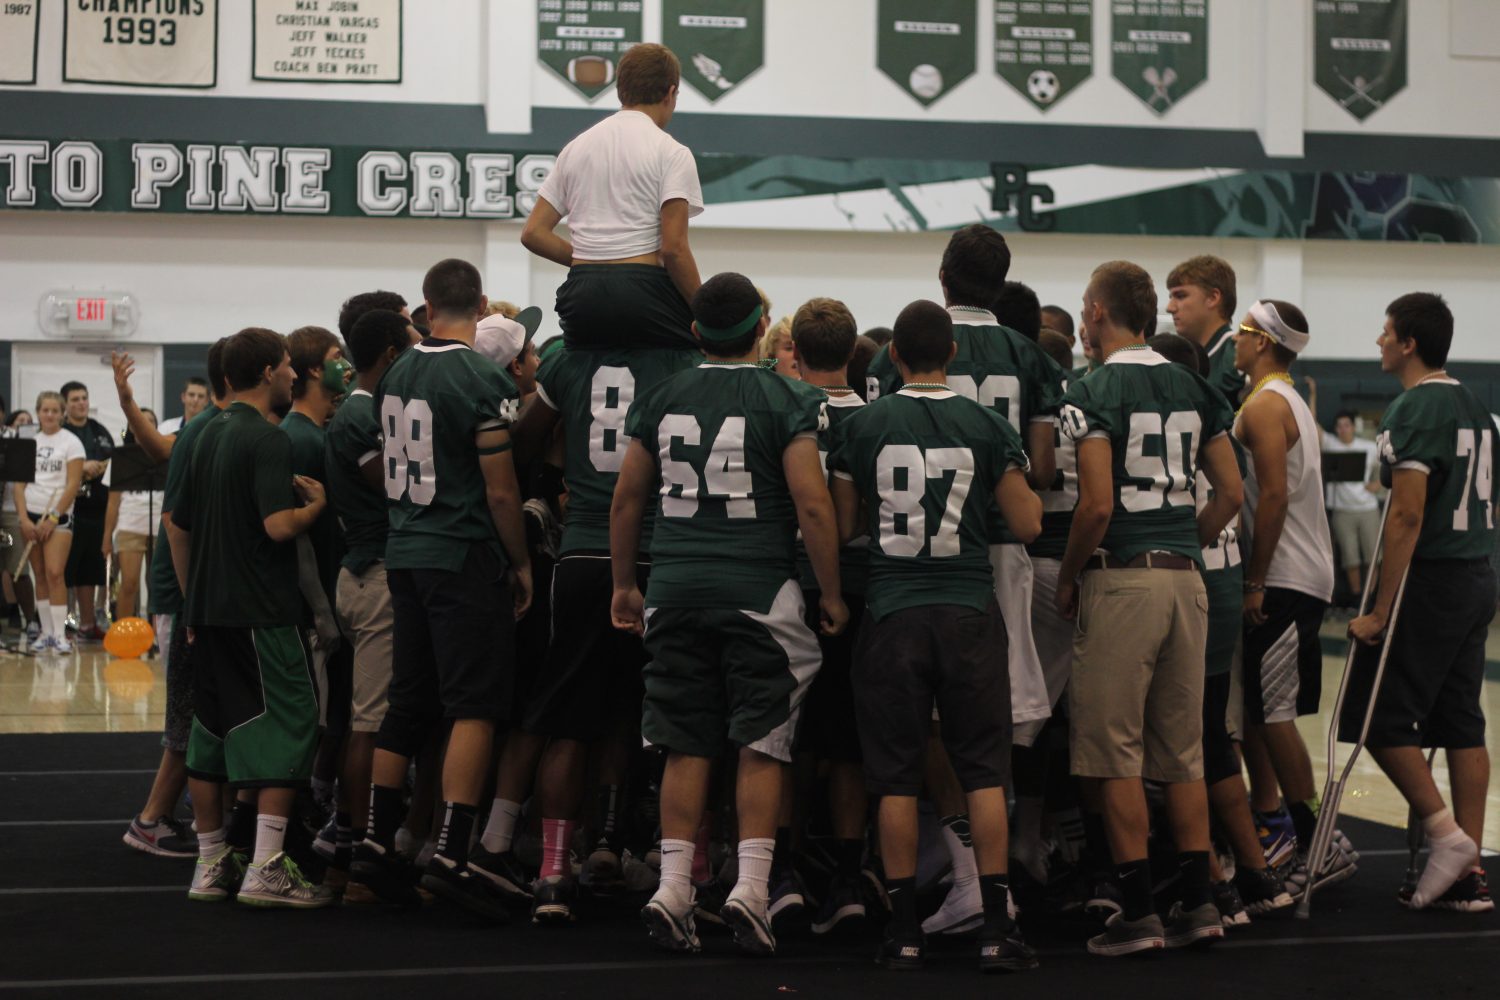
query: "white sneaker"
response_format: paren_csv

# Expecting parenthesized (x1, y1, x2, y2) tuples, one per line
(52, 636, 73, 654)
(922, 878, 983, 935)
(188, 846, 245, 901)
(236, 851, 335, 908)
(642, 889, 702, 953)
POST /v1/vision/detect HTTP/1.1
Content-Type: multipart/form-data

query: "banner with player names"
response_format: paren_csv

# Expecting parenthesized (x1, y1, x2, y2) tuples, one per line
(876, 0, 976, 108)
(537, 0, 643, 102)
(0, 0, 39, 85)
(1314, 0, 1407, 122)
(993, 0, 1092, 111)
(64, 0, 218, 88)
(1111, 0, 1208, 116)
(252, 0, 402, 83)
(661, 0, 763, 103)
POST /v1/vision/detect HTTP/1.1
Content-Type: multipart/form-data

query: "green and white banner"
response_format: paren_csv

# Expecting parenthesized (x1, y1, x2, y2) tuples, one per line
(64, 0, 218, 89)
(662, 0, 763, 103)
(0, 0, 39, 85)
(252, 0, 403, 84)
(538, 0, 643, 102)
(1111, 0, 1207, 115)
(876, 0, 976, 108)
(993, 0, 1092, 111)
(1315, 0, 1407, 121)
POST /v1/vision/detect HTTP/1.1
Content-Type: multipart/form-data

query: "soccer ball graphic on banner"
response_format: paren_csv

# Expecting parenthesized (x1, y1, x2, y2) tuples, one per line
(909, 64, 944, 100)
(1027, 69, 1060, 104)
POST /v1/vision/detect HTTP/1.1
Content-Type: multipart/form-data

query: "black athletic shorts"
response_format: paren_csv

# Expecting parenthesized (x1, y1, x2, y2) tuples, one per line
(1201, 670, 1239, 785)
(64, 514, 106, 587)
(796, 589, 865, 763)
(555, 264, 695, 351)
(162, 617, 194, 753)
(1338, 557, 1494, 750)
(509, 549, 555, 725)
(378, 545, 516, 758)
(1243, 587, 1328, 725)
(853, 601, 1012, 797)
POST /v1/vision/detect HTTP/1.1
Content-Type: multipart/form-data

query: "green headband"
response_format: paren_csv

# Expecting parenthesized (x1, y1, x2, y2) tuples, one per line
(696, 303, 764, 343)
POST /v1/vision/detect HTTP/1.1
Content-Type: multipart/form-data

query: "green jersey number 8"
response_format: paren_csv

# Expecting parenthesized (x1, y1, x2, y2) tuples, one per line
(382, 396, 436, 506)
(588, 367, 635, 473)
(876, 444, 975, 557)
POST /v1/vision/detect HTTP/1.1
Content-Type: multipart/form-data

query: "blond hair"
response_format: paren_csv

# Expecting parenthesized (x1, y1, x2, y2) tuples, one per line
(758, 316, 792, 362)
(35, 390, 64, 412)
(485, 300, 520, 319)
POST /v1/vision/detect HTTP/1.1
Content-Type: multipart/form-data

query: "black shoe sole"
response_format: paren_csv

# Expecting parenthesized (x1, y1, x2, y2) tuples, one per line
(642, 902, 700, 953)
(722, 901, 776, 957)
(468, 866, 534, 903)
(349, 861, 421, 909)
(419, 872, 510, 924)
(532, 904, 574, 925)
(980, 948, 1040, 973)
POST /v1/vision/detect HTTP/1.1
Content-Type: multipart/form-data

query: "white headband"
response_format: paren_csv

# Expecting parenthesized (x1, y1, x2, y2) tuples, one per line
(1248, 300, 1309, 354)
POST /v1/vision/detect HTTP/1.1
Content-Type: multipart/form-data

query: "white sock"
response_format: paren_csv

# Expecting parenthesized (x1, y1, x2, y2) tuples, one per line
(37, 601, 54, 638)
(197, 825, 226, 860)
(480, 798, 523, 853)
(252, 814, 289, 867)
(49, 603, 69, 640)
(733, 837, 775, 905)
(1412, 821, 1478, 909)
(941, 814, 979, 890)
(657, 838, 695, 908)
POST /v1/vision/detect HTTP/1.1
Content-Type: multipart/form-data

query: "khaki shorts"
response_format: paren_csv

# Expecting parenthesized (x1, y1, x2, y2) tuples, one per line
(113, 530, 151, 555)
(336, 562, 395, 733)
(1069, 567, 1208, 783)
(1331, 508, 1380, 570)
(0, 509, 27, 578)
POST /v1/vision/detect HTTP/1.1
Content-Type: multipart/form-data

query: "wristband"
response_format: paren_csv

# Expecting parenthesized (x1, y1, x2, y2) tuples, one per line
(1244, 581, 1265, 594)
(44, 511, 60, 524)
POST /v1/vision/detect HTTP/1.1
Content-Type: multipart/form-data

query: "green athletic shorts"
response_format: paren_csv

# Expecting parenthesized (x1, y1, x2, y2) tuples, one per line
(642, 580, 821, 762)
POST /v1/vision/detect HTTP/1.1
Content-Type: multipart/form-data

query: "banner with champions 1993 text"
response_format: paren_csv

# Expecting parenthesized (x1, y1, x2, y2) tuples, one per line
(1111, 0, 1207, 116)
(0, 0, 39, 85)
(661, 0, 763, 103)
(64, 0, 218, 88)
(1315, 0, 1407, 122)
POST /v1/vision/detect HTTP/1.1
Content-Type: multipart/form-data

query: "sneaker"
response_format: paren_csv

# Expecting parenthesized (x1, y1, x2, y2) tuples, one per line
(767, 870, 807, 935)
(811, 874, 867, 936)
(124, 814, 198, 858)
(642, 892, 702, 953)
(349, 841, 422, 908)
(419, 855, 511, 923)
(1285, 838, 1358, 898)
(722, 892, 777, 957)
(1255, 811, 1298, 869)
(1235, 865, 1295, 915)
(877, 931, 926, 971)
(1211, 880, 1250, 928)
(1083, 877, 1124, 923)
(1163, 900, 1225, 949)
(585, 838, 623, 884)
(1086, 912, 1166, 957)
(52, 636, 73, 655)
(978, 920, 1039, 973)
(1413, 868, 1494, 913)
(236, 852, 335, 909)
(531, 874, 577, 925)
(468, 845, 534, 903)
(312, 815, 339, 865)
(860, 863, 892, 918)
(25, 620, 40, 644)
(76, 625, 105, 644)
(923, 878, 983, 935)
(692, 878, 729, 928)
(188, 846, 245, 902)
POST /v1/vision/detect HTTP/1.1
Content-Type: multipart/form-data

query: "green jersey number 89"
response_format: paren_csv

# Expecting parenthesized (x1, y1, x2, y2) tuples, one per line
(382, 396, 436, 506)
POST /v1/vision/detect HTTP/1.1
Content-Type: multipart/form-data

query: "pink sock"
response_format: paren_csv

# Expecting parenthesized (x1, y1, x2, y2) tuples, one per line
(541, 818, 576, 879)
(692, 814, 714, 883)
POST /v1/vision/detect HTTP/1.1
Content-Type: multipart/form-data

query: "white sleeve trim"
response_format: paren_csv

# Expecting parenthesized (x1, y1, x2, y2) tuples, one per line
(832, 470, 854, 482)
(1029, 415, 1055, 423)
(357, 449, 380, 466)
(534, 383, 559, 412)
(1394, 460, 1431, 474)
(1083, 430, 1110, 441)
(792, 431, 818, 442)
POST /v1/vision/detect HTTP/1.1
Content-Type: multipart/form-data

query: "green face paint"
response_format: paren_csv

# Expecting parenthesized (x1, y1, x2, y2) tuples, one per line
(321, 358, 353, 393)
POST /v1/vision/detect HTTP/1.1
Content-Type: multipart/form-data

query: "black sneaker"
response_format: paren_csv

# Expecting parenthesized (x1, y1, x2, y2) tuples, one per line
(1423, 868, 1494, 913)
(692, 878, 729, 928)
(349, 841, 421, 908)
(811, 874, 867, 936)
(877, 931, 926, 971)
(1163, 901, 1225, 949)
(312, 814, 339, 865)
(1086, 912, 1165, 957)
(1212, 880, 1250, 928)
(1084, 877, 1124, 922)
(768, 870, 808, 936)
(468, 845, 534, 903)
(420, 855, 511, 924)
(531, 874, 577, 925)
(978, 920, 1039, 973)
(1235, 865, 1294, 915)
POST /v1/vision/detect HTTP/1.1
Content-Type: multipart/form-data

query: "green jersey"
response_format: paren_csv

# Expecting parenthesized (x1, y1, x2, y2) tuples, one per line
(796, 391, 868, 595)
(866, 308, 1065, 544)
(1376, 379, 1500, 561)
(1070, 361, 1097, 382)
(324, 389, 386, 574)
(830, 389, 1028, 622)
(624, 362, 825, 613)
(281, 411, 344, 603)
(172, 403, 301, 628)
(1204, 324, 1247, 404)
(377, 338, 521, 573)
(1028, 411, 1078, 560)
(147, 404, 219, 617)
(1060, 346, 1234, 567)
(534, 345, 700, 554)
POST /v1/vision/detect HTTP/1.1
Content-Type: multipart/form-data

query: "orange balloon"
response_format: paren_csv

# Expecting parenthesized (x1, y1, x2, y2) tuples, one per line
(104, 616, 156, 659)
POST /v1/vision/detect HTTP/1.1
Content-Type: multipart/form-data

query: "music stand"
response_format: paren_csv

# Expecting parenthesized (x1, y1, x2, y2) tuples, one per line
(1322, 451, 1369, 484)
(0, 437, 37, 488)
(108, 445, 168, 618)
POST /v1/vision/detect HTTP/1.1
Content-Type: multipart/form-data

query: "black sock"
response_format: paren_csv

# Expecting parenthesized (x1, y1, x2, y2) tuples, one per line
(1176, 851, 1212, 909)
(436, 801, 478, 867)
(1011, 745, 1044, 798)
(368, 784, 404, 852)
(1116, 859, 1154, 921)
(1083, 811, 1110, 872)
(835, 838, 863, 879)
(332, 810, 353, 872)
(1287, 800, 1317, 847)
(773, 825, 793, 876)
(597, 784, 622, 845)
(886, 876, 919, 937)
(227, 799, 256, 853)
(979, 873, 1012, 928)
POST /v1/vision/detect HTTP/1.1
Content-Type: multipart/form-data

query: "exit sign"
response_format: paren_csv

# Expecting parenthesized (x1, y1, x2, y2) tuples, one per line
(71, 297, 114, 331)
(38, 290, 139, 339)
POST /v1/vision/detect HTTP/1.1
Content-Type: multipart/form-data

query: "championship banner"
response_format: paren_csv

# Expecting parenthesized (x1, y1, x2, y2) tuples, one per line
(1111, 0, 1207, 115)
(994, 0, 1092, 111)
(538, 0, 643, 102)
(662, 0, 763, 103)
(876, 0, 976, 108)
(1315, 0, 1407, 122)
(0, 0, 39, 85)
(64, 1, 217, 88)
(253, 0, 402, 83)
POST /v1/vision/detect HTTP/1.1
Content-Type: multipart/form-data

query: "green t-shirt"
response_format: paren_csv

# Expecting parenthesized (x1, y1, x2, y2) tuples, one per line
(172, 403, 301, 628)
(624, 362, 825, 613)
(1060, 346, 1234, 567)
(534, 345, 700, 554)
(376, 338, 521, 573)
(1204, 324, 1247, 404)
(324, 389, 386, 574)
(866, 311, 1064, 543)
(830, 389, 1028, 622)
(147, 404, 219, 617)
(281, 410, 344, 603)
(797, 391, 868, 596)
(1376, 379, 1500, 561)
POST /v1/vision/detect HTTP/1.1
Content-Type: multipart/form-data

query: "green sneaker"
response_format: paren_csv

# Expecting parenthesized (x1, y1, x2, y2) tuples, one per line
(236, 852, 335, 909)
(188, 846, 245, 902)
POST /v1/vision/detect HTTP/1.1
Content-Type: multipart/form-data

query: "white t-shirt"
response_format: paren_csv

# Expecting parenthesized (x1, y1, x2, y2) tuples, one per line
(538, 110, 704, 260)
(24, 429, 86, 515)
(157, 416, 183, 436)
(102, 461, 165, 537)
(1321, 431, 1379, 512)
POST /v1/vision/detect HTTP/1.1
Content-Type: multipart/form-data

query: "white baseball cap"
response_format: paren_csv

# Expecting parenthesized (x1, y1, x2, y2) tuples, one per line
(475, 306, 542, 367)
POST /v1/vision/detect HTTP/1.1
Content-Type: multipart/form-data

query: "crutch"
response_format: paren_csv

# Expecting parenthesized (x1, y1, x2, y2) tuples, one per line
(1399, 748, 1440, 901)
(1296, 504, 1410, 919)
